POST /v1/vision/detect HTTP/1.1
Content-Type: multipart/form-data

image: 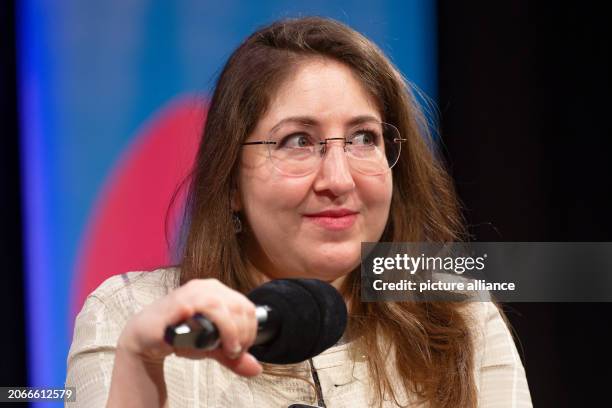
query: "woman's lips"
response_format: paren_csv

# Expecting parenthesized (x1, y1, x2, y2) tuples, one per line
(303, 210, 358, 231)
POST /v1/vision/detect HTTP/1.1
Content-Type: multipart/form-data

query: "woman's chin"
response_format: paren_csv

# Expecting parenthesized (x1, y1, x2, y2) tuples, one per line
(304, 257, 360, 281)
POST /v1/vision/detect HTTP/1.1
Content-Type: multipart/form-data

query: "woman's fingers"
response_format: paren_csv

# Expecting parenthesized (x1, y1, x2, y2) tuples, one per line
(207, 350, 263, 377)
(182, 280, 257, 359)
(120, 278, 262, 377)
(242, 302, 259, 350)
(172, 347, 262, 377)
(225, 293, 258, 355)
(194, 300, 242, 358)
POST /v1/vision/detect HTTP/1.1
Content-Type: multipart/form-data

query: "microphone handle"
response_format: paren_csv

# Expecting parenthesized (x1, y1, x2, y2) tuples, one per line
(164, 305, 278, 349)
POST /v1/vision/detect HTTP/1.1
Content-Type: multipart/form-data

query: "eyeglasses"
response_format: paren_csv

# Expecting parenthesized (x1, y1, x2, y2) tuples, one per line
(241, 120, 405, 176)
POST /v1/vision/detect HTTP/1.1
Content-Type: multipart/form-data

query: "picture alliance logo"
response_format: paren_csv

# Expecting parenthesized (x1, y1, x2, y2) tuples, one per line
(371, 253, 488, 275)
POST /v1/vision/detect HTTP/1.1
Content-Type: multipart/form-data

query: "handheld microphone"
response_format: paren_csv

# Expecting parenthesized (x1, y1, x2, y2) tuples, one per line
(164, 279, 347, 364)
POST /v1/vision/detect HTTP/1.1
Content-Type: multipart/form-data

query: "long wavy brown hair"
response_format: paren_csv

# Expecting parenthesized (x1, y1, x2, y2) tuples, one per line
(176, 17, 477, 408)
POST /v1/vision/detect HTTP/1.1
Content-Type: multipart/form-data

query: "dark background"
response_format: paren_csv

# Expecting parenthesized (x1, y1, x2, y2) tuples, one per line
(1, 1, 610, 406)
(1, 0, 27, 388)
(437, 2, 612, 406)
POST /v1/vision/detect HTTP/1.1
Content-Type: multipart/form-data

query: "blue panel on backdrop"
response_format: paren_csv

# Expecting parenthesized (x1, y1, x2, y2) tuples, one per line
(17, 0, 436, 402)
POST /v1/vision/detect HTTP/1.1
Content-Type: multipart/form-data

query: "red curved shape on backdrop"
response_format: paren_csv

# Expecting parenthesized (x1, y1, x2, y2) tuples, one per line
(71, 96, 206, 318)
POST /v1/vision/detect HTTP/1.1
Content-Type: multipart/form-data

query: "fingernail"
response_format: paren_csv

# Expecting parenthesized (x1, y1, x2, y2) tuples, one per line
(228, 344, 242, 359)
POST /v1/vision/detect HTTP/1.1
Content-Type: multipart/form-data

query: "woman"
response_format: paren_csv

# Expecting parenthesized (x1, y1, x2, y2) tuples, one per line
(67, 17, 532, 407)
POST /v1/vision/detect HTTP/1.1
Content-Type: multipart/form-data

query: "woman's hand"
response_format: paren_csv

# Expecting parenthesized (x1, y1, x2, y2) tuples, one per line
(117, 278, 263, 377)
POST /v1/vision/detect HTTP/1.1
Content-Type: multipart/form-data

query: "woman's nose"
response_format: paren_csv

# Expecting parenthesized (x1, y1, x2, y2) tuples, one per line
(312, 140, 356, 196)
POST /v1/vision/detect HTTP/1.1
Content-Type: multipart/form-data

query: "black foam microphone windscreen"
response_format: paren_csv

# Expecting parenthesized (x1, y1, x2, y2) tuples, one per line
(247, 279, 348, 364)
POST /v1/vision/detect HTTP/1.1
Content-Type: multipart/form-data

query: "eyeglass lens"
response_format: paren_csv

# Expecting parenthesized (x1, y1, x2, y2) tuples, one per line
(266, 121, 401, 176)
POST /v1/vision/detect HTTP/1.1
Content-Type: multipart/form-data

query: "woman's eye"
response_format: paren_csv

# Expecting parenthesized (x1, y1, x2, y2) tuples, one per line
(352, 131, 377, 146)
(278, 133, 314, 148)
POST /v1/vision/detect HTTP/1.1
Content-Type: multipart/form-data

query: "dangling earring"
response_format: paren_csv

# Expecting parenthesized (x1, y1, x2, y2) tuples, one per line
(232, 212, 242, 234)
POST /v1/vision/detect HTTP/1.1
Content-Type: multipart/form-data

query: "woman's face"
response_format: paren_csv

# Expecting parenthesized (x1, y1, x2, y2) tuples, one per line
(237, 58, 393, 287)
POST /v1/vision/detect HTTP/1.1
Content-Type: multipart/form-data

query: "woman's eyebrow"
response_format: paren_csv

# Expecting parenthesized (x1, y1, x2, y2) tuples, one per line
(271, 114, 380, 131)
(346, 115, 381, 127)
(271, 116, 318, 131)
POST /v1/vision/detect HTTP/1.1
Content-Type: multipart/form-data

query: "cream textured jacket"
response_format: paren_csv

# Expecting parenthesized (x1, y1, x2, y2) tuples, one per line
(66, 269, 532, 407)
